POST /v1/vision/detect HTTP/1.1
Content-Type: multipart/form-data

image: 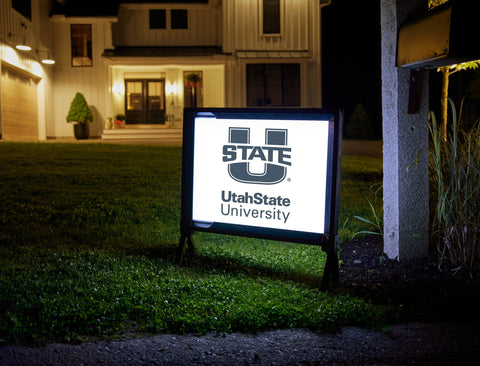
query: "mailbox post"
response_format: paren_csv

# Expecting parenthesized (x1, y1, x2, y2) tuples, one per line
(381, 0, 430, 261)
(382, 0, 480, 261)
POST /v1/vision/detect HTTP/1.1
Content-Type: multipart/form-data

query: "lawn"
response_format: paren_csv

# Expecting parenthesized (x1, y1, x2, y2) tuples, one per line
(0, 142, 383, 344)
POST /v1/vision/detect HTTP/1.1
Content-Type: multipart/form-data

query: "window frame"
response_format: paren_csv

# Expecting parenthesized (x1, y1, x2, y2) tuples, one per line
(149, 9, 167, 29)
(260, 0, 283, 36)
(171, 9, 188, 30)
(70, 24, 93, 67)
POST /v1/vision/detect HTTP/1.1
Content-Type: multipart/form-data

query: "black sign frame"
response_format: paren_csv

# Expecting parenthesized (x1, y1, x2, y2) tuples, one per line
(178, 108, 343, 289)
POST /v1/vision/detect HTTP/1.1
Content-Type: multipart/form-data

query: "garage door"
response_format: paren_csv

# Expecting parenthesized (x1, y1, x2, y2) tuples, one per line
(1, 64, 38, 140)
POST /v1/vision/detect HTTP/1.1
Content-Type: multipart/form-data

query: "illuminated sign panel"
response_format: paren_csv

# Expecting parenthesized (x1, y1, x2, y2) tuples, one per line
(181, 108, 341, 246)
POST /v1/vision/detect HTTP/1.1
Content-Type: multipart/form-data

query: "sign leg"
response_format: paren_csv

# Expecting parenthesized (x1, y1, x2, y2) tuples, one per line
(320, 248, 339, 291)
(176, 234, 197, 265)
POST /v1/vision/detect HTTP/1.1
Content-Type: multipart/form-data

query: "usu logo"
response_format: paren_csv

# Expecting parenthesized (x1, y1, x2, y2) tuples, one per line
(222, 127, 291, 184)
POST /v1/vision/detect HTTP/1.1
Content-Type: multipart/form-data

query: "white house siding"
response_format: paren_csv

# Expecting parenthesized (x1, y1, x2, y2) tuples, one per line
(202, 66, 225, 107)
(0, 0, 36, 52)
(223, 0, 310, 52)
(52, 67, 109, 138)
(2, 0, 327, 140)
(50, 18, 116, 138)
(105, 2, 225, 127)
(38, 67, 54, 139)
(113, 4, 220, 46)
(0, 0, 54, 140)
(223, 0, 323, 108)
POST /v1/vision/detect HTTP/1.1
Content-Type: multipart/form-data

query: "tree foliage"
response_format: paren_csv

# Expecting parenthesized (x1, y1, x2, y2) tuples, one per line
(66, 92, 93, 124)
(437, 61, 480, 140)
(428, 0, 449, 10)
(345, 103, 374, 140)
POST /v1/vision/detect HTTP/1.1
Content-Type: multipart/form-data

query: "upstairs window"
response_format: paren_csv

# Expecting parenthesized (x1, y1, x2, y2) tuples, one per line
(71, 24, 92, 67)
(12, 0, 31, 20)
(171, 9, 188, 29)
(149, 9, 166, 29)
(148, 9, 188, 30)
(263, 0, 281, 34)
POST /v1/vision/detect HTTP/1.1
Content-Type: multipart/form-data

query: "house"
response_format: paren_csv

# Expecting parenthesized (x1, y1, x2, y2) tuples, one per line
(0, 0, 331, 141)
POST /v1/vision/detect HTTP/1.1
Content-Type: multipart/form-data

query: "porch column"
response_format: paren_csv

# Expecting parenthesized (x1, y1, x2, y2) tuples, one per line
(381, 0, 429, 260)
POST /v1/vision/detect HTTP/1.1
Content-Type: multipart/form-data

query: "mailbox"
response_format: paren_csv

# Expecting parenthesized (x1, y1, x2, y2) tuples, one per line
(397, 1, 480, 68)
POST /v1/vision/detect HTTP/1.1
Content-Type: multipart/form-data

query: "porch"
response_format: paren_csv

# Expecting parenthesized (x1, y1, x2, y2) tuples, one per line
(102, 125, 182, 144)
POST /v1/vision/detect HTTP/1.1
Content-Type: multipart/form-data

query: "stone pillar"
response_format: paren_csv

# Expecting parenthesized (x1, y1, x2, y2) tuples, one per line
(381, 0, 429, 260)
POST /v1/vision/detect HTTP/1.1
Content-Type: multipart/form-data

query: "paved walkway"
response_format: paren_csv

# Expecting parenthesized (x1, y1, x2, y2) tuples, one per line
(1, 323, 479, 365)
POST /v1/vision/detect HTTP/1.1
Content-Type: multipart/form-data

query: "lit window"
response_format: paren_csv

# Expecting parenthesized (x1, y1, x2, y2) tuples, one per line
(150, 9, 166, 29)
(71, 25, 92, 67)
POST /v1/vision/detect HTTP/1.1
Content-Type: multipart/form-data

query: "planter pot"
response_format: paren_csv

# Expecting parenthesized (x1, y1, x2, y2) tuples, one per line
(74, 123, 89, 140)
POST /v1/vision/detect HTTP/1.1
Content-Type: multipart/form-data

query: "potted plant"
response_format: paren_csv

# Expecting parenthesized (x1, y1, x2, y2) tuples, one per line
(66, 92, 93, 139)
(115, 114, 126, 128)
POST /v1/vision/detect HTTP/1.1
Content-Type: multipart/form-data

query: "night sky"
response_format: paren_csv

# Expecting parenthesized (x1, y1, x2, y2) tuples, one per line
(322, 0, 382, 139)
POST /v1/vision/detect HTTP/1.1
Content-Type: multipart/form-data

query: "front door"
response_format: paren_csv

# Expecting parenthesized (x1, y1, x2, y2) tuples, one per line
(125, 79, 165, 124)
(246, 64, 300, 107)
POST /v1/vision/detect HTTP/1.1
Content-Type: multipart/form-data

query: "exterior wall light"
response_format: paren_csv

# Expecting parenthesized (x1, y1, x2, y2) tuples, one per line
(167, 82, 178, 96)
(42, 59, 55, 65)
(9, 23, 32, 51)
(8, 32, 32, 51)
(112, 83, 124, 95)
(16, 41, 31, 51)
(37, 50, 55, 65)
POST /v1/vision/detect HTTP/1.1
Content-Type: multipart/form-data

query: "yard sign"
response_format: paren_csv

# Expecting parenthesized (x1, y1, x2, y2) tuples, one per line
(178, 108, 342, 289)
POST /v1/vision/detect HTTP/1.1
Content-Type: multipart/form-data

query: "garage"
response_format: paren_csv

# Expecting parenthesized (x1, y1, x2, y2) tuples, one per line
(1, 63, 38, 140)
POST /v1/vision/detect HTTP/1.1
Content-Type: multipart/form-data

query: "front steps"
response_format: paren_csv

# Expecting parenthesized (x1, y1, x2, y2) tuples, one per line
(102, 125, 182, 143)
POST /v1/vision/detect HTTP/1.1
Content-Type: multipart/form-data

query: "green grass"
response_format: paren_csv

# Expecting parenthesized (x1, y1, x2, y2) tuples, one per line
(339, 156, 383, 239)
(0, 142, 383, 344)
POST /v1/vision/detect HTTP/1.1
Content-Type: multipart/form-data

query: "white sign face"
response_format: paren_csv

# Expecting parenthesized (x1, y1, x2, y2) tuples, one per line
(191, 117, 331, 235)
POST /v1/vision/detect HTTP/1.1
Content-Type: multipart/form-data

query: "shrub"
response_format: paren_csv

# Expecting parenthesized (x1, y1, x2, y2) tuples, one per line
(345, 103, 374, 140)
(429, 99, 480, 279)
(66, 93, 93, 124)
